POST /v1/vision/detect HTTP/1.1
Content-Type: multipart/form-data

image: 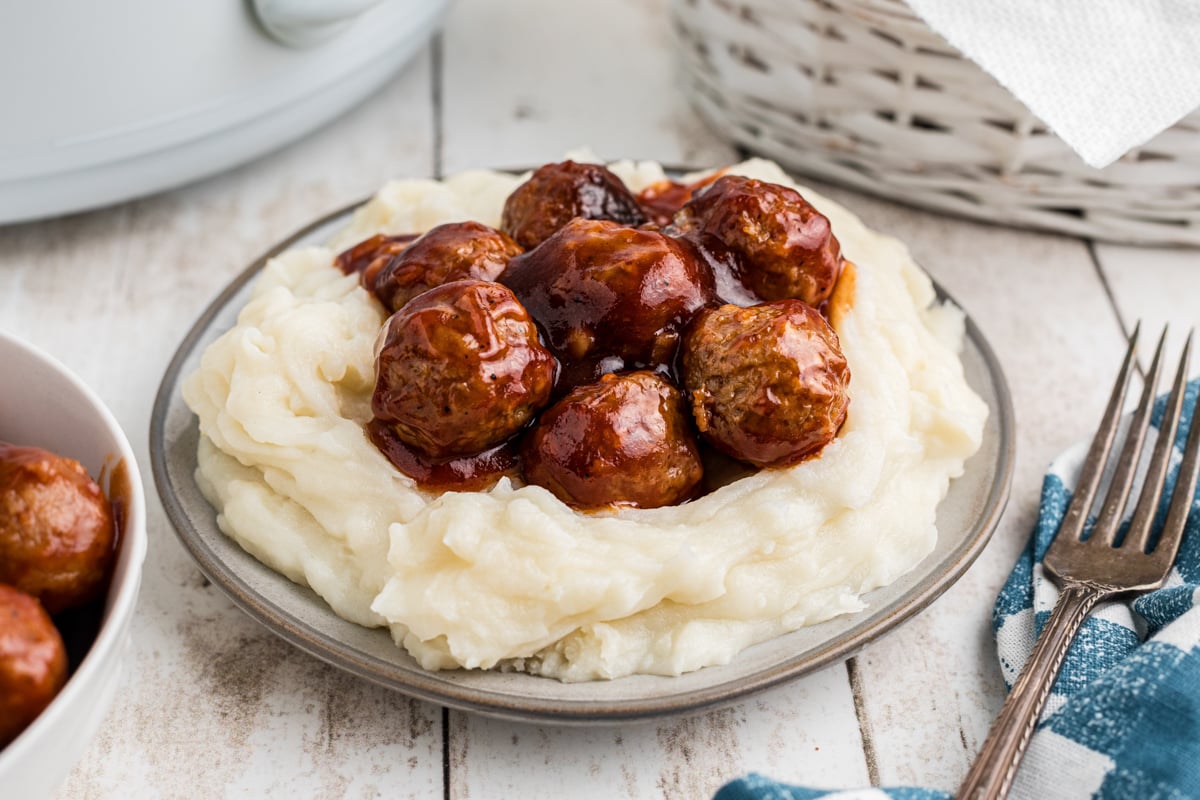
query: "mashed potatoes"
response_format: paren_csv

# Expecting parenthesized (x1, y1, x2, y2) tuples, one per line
(183, 158, 987, 681)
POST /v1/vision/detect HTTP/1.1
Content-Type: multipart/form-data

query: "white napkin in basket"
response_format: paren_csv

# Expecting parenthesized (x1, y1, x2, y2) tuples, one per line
(902, 0, 1200, 168)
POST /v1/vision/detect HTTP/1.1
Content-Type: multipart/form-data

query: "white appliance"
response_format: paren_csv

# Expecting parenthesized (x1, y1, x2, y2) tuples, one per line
(0, 0, 447, 224)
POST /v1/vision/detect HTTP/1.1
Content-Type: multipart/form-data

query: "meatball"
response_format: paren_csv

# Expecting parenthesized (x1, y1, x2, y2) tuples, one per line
(372, 280, 557, 459)
(500, 219, 716, 381)
(0, 584, 67, 747)
(0, 444, 115, 614)
(680, 301, 850, 468)
(501, 160, 646, 250)
(521, 371, 703, 509)
(676, 175, 842, 307)
(334, 232, 419, 290)
(372, 221, 524, 313)
(674, 231, 761, 308)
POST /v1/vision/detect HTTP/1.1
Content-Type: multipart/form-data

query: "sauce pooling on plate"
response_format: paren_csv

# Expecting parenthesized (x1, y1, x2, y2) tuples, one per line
(366, 419, 518, 492)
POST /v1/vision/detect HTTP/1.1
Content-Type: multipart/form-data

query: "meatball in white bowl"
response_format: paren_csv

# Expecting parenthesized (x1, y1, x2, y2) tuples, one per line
(0, 330, 148, 799)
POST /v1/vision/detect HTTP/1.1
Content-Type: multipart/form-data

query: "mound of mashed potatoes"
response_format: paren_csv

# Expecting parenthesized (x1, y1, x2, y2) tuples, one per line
(183, 158, 988, 681)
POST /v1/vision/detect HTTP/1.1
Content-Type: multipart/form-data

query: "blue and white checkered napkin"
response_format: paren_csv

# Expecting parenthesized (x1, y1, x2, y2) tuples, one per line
(717, 380, 1200, 800)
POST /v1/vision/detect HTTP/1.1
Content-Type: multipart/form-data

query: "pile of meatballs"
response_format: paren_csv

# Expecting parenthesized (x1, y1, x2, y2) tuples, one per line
(338, 161, 852, 510)
(0, 443, 117, 748)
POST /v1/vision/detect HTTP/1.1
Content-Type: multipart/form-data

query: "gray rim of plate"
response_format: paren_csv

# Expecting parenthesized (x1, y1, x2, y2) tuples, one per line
(150, 186, 1016, 726)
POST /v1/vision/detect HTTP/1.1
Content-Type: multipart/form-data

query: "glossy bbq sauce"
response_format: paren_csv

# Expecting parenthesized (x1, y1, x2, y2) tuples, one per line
(351, 168, 850, 503)
(635, 171, 725, 227)
(360, 252, 849, 500)
(55, 457, 130, 674)
(366, 419, 519, 493)
(335, 232, 420, 291)
(639, 176, 774, 311)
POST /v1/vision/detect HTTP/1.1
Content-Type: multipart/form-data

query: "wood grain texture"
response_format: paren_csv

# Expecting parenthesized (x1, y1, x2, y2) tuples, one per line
(447, 665, 869, 800)
(439, 0, 737, 173)
(1090, 243, 1200, 373)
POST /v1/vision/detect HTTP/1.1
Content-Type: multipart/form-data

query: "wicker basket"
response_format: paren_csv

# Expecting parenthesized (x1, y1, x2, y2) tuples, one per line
(671, 0, 1200, 245)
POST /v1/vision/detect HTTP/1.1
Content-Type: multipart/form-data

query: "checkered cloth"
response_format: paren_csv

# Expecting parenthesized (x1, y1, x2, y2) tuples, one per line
(717, 381, 1200, 800)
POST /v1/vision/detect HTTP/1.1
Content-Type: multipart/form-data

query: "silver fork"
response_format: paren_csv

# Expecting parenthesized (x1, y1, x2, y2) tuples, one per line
(957, 323, 1200, 800)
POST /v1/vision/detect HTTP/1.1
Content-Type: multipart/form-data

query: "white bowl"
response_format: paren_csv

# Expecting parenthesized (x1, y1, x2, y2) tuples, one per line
(0, 331, 148, 798)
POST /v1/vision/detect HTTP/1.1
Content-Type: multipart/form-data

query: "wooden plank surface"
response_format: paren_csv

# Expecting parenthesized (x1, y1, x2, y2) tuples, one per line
(439, 0, 736, 174)
(449, 665, 870, 800)
(1091, 243, 1200, 371)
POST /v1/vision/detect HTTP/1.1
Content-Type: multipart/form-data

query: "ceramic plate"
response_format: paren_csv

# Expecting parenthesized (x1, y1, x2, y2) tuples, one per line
(151, 199, 1015, 725)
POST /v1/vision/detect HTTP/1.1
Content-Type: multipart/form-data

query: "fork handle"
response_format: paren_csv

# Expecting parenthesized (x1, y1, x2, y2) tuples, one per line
(956, 582, 1105, 800)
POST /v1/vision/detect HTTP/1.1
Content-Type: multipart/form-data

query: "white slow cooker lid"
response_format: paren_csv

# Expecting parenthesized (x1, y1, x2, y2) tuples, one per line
(0, 0, 446, 223)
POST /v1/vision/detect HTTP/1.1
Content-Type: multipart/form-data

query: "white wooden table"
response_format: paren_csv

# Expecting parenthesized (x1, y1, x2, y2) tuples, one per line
(2, 2, 1194, 797)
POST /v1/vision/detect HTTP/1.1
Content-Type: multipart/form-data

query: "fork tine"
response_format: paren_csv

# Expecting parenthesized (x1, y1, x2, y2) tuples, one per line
(1151, 332, 1200, 564)
(1126, 331, 1192, 553)
(1092, 326, 1169, 546)
(1057, 323, 1141, 543)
